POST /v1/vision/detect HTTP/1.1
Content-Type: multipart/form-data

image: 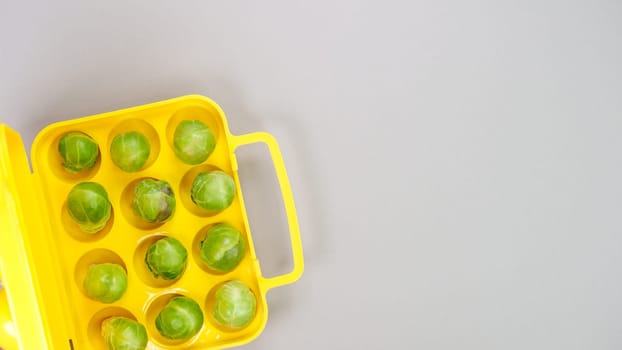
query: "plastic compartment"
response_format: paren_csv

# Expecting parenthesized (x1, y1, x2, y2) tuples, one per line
(0, 95, 304, 350)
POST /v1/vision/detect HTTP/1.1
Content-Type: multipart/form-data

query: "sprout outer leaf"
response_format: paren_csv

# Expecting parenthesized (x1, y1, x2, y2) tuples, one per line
(190, 171, 235, 211)
(173, 120, 216, 165)
(145, 237, 188, 280)
(213, 280, 257, 329)
(58, 131, 99, 172)
(199, 224, 246, 273)
(101, 317, 148, 350)
(66, 182, 112, 234)
(110, 131, 150, 172)
(155, 296, 204, 340)
(83, 263, 127, 303)
(132, 178, 176, 223)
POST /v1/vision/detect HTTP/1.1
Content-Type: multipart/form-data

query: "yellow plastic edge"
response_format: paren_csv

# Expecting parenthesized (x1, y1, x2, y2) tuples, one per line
(31, 94, 232, 149)
(0, 271, 19, 350)
(0, 125, 49, 349)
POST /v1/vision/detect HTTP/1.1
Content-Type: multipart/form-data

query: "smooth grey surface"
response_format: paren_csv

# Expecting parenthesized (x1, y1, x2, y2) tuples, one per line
(1, 0, 622, 349)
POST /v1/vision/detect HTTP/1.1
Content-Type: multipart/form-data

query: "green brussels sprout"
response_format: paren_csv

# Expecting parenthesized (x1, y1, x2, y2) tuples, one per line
(67, 182, 112, 234)
(145, 237, 187, 280)
(101, 317, 148, 350)
(213, 280, 256, 329)
(190, 171, 235, 211)
(132, 179, 176, 223)
(83, 263, 127, 303)
(110, 131, 150, 172)
(155, 296, 203, 340)
(199, 224, 245, 273)
(58, 131, 100, 172)
(173, 120, 216, 165)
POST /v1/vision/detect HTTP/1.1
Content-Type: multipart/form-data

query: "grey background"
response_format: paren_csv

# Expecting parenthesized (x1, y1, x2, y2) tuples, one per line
(1, 0, 622, 349)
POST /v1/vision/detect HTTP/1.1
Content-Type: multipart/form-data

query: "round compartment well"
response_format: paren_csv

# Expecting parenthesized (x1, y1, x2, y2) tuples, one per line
(87, 307, 139, 350)
(191, 223, 247, 276)
(74, 249, 127, 301)
(48, 131, 102, 183)
(133, 233, 187, 288)
(179, 165, 235, 218)
(204, 280, 261, 333)
(166, 105, 223, 164)
(61, 200, 114, 243)
(107, 119, 160, 172)
(144, 292, 205, 347)
(120, 177, 176, 230)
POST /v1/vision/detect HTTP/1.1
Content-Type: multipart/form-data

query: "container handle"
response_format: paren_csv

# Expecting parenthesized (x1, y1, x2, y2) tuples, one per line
(231, 132, 304, 291)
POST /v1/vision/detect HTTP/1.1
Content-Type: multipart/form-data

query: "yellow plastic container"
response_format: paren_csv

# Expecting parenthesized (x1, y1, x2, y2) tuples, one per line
(0, 95, 304, 349)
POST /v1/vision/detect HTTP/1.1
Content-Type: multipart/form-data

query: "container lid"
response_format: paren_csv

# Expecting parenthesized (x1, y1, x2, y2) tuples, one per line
(0, 124, 51, 349)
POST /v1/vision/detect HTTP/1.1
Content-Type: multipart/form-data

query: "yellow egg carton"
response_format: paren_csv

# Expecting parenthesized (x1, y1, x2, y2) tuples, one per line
(0, 95, 304, 349)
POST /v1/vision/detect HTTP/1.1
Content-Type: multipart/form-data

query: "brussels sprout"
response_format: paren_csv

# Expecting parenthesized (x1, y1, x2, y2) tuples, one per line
(83, 263, 127, 303)
(173, 120, 216, 165)
(101, 317, 148, 350)
(213, 280, 256, 329)
(155, 296, 203, 340)
(199, 224, 245, 273)
(67, 182, 112, 234)
(58, 131, 100, 172)
(132, 178, 176, 223)
(190, 171, 235, 211)
(145, 237, 187, 280)
(110, 131, 150, 172)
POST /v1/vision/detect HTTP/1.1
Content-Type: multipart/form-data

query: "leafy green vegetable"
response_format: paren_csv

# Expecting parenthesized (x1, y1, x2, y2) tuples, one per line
(101, 317, 148, 350)
(173, 120, 216, 165)
(132, 178, 176, 223)
(145, 237, 187, 280)
(190, 171, 235, 211)
(213, 280, 256, 329)
(199, 224, 245, 273)
(110, 131, 150, 172)
(58, 131, 99, 172)
(155, 296, 203, 340)
(83, 263, 127, 303)
(67, 182, 112, 234)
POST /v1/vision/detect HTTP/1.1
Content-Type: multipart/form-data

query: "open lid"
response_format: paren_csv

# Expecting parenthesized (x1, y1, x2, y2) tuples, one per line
(0, 124, 60, 349)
